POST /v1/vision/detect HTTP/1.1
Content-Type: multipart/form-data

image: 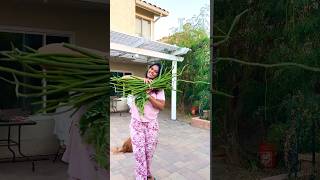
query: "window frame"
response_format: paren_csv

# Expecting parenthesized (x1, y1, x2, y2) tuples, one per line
(0, 26, 74, 112)
(135, 16, 152, 39)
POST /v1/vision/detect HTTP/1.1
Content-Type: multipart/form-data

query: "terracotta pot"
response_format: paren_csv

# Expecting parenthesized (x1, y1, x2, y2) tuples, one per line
(191, 106, 198, 115)
(259, 143, 277, 168)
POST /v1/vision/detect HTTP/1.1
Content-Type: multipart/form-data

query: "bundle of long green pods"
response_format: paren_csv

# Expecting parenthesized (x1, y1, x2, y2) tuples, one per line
(0, 43, 109, 169)
(110, 65, 224, 115)
(0, 43, 108, 112)
(111, 68, 182, 114)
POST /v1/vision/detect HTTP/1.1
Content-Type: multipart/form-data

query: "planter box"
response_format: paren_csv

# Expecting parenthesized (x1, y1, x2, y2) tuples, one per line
(191, 117, 210, 130)
(298, 153, 320, 177)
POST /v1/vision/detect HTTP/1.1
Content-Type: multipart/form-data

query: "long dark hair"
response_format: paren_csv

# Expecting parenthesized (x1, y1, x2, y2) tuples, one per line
(145, 63, 163, 93)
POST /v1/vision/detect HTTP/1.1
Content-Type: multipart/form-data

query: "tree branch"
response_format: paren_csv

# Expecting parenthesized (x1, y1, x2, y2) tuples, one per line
(213, 9, 249, 47)
(216, 57, 320, 72)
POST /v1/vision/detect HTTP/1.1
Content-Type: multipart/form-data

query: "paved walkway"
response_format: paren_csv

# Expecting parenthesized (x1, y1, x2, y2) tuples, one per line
(110, 110, 210, 180)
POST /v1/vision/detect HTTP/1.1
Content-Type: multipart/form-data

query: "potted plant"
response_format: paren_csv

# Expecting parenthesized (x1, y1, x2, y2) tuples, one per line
(199, 91, 210, 120)
(191, 100, 200, 115)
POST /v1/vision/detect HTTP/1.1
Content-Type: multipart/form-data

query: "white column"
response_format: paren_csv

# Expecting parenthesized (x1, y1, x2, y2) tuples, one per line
(171, 60, 177, 120)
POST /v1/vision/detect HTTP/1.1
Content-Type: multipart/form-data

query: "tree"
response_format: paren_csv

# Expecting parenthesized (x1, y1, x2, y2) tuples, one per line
(162, 9, 210, 113)
(214, 0, 320, 166)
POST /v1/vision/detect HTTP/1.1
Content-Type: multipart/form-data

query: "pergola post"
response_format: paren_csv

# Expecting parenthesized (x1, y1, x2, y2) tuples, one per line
(171, 60, 177, 120)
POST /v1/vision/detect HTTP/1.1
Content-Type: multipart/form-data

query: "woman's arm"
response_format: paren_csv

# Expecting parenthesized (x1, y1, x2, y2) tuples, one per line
(147, 95, 165, 110)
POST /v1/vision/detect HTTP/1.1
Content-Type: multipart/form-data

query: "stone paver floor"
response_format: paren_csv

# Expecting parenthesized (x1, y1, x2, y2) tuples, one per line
(110, 110, 210, 180)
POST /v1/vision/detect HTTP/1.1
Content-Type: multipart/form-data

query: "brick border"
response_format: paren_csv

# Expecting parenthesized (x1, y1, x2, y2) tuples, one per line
(191, 117, 210, 130)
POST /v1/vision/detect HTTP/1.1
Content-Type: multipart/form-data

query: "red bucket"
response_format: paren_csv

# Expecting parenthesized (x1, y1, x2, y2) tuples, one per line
(259, 143, 277, 168)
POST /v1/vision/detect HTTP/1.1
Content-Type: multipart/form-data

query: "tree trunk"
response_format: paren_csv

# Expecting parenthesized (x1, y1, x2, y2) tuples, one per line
(224, 83, 242, 165)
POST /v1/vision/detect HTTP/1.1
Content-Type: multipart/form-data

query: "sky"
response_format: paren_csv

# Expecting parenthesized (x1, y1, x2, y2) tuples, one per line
(146, 0, 210, 40)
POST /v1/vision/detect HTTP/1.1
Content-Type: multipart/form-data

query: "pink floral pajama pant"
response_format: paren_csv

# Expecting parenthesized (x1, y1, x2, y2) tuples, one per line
(129, 118, 159, 180)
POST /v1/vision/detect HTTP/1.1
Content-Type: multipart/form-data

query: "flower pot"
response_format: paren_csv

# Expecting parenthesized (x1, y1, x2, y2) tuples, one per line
(191, 106, 198, 115)
(259, 143, 277, 168)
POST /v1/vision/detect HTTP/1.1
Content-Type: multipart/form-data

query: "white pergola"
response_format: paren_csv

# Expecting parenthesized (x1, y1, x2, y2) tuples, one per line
(110, 30, 190, 120)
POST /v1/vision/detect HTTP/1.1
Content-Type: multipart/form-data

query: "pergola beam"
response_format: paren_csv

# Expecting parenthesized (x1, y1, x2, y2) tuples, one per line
(110, 42, 184, 62)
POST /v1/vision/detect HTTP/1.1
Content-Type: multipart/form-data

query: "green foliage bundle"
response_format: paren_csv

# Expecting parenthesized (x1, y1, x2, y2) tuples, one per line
(0, 43, 109, 169)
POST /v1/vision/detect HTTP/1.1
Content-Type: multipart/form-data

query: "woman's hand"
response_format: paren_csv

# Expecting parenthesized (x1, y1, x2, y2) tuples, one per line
(146, 89, 152, 99)
(143, 78, 153, 84)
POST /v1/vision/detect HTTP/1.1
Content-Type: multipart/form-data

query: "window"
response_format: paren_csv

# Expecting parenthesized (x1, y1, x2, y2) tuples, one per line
(135, 17, 151, 39)
(46, 35, 71, 45)
(0, 30, 71, 113)
(111, 71, 132, 97)
(135, 17, 142, 37)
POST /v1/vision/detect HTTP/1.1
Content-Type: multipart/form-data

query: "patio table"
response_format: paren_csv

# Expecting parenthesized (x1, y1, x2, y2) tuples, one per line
(0, 109, 37, 171)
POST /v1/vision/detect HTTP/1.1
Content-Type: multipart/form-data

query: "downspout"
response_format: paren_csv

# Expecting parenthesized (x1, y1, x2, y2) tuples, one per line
(154, 13, 162, 22)
(152, 13, 162, 41)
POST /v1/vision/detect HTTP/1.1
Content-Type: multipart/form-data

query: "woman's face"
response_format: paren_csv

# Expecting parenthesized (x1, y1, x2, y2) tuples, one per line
(147, 65, 159, 79)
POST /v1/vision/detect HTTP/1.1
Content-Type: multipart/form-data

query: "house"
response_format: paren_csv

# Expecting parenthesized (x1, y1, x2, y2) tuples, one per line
(110, 0, 189, 119)
(0, 0, 107, 159)
(110, 0, 169, 79)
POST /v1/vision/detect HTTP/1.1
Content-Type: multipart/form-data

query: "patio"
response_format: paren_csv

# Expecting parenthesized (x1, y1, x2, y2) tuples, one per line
(0, 159, 68, 180)
(110, 109, 210, 180)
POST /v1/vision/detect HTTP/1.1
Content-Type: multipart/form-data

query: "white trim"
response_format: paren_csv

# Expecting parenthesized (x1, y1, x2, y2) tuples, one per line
(111, 30, 185, 51)
(110, 70, 134, 75)
(136, 14, 154, 22)
(171, 61, 177, 120)
(135, 0, 169, 16)
(172, 48, 191, 56)
(111, 42, 184, 62)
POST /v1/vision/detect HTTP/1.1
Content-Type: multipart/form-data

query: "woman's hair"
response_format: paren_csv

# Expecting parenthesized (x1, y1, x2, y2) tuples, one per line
(145, 63, 162, 79)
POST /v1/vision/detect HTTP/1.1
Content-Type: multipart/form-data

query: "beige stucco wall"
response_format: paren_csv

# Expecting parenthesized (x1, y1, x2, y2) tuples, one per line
(0, 3, 107, 52)
(0, 117, 59, 158)
(110, 59, 147, 77)
(110, 0, 136, 35)
(110, 0, 157, 40)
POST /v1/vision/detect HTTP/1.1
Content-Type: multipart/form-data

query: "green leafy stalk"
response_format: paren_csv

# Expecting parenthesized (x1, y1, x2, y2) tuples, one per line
(0, 43, 109, 169)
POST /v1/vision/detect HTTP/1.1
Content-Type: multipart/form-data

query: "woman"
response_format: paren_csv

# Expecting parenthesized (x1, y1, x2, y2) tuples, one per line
(128, 63, 165, 180)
